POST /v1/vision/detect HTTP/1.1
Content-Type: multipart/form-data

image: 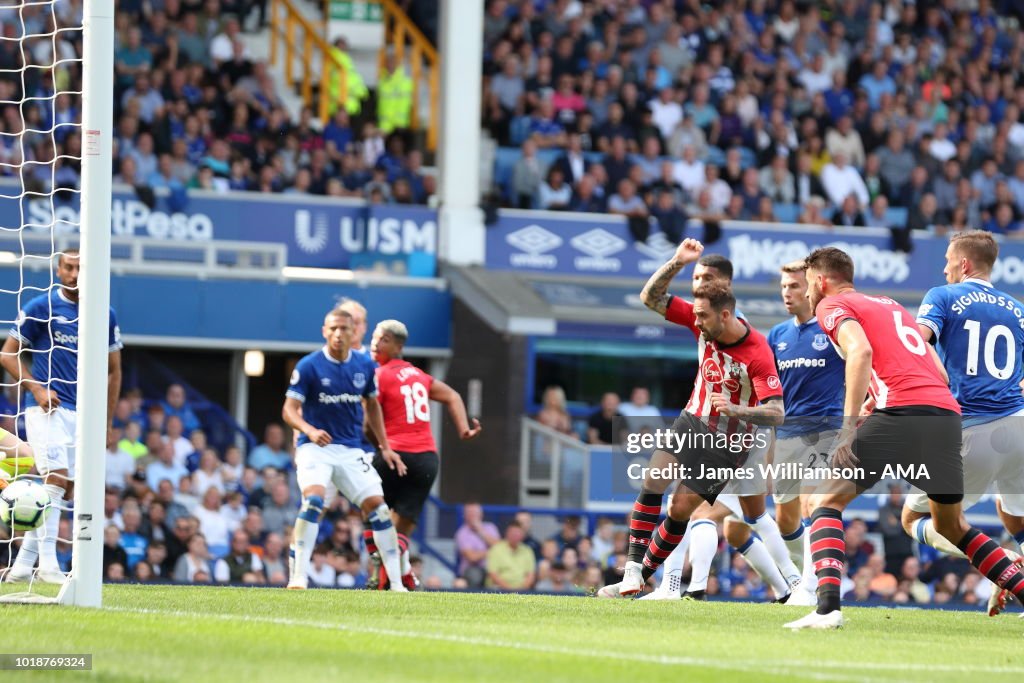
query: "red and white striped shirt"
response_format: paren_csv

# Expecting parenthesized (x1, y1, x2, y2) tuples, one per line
(665, 296, 783, 432)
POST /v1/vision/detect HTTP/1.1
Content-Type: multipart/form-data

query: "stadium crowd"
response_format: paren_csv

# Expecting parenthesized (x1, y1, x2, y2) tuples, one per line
(4, 0, 1024, 238)
(0, 0, 429, 207)
(483, 0, 1024, 237)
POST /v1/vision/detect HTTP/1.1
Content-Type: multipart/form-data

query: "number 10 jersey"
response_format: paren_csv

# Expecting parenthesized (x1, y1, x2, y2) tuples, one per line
(917, 277, 1024, 425)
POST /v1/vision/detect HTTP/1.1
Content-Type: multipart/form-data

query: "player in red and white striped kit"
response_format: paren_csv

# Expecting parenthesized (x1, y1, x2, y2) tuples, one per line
(785, 246, 1024, 630)
(598, 239, 787, 598)
(367, 319, 481, 589)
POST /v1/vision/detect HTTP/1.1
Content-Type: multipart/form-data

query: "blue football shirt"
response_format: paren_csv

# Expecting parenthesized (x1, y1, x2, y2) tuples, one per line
(10, 288, 123, 411)
(286, 347, 378, 448)
(767, 317, 845, 438)
(916, 278, 1024, 426)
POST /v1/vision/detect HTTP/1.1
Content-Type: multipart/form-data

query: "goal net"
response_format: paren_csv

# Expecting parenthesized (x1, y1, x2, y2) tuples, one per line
(0, 0, 113, 606)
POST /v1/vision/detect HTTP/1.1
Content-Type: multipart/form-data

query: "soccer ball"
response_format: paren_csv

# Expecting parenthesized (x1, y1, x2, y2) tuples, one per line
(0, 479, 50, 532)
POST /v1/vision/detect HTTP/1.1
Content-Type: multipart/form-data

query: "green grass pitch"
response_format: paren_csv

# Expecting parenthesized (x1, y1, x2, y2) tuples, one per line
(4, 585, 1024, 682)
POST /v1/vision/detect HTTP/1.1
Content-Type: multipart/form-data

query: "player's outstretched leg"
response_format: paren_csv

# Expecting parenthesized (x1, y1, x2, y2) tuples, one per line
(34, 483, 67, 583)
(597, 488, 663, 598)
(902, 497, 1023, 615)
(683, 519, 717, 600)
(366, 500, 407, 592)
(741, 501, 801, 589)
(635, 515, 689, 594)
(784, 506, 846, 630)
(288, 492, 324, 589)
(723, 519, 791, 601)
(4, 528, 39, 582)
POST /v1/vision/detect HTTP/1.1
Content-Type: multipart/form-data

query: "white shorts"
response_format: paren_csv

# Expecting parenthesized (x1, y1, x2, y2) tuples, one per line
(720, 428, 771, 497)
(906, 409, 1024, 516)
(772, 429, 839, 505)
(25, 406, 76, 478)
(295, 443, 382, 507)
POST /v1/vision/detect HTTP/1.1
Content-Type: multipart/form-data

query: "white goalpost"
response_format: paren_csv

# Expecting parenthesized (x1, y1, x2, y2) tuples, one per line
(60, 0, 114, 607)
(0, 0, 113, 606)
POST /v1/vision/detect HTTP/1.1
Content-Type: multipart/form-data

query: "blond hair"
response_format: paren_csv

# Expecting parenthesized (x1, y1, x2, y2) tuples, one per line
(374, 319, 409, 345)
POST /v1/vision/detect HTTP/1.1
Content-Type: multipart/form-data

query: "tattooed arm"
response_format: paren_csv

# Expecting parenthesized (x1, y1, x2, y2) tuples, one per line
(639, 238, 705, 315)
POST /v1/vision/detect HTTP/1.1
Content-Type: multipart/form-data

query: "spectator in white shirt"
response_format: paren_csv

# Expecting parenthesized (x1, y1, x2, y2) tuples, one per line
(193, 486, 231, 557)
(798, 53, 832, 95)
(106, 427, 137, 491)
(164, 415, 193, 468)
(700, 164, 733, 213)
(825, 116, 865, 169)
(928, 122, 957, 163)
(649, 87, 683, 140)
(618, 387, 662, 433)
(193, 448, 226, 496)
(821, 152, 869, 208)
(672, 145, 705, 197)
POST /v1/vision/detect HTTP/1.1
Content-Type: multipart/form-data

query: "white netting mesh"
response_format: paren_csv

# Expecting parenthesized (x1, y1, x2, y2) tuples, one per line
(0, 0, 85, 602)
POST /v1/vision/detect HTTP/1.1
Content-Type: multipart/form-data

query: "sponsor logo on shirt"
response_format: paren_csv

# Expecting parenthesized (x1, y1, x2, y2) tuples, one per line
(318, 392, 362, 404)
(701, 358, 724, 384)
(777, 357, 828, 370)
(823, 307, 846, 331)
(53, 330, 78, 346)
(767, 376, 781, 390)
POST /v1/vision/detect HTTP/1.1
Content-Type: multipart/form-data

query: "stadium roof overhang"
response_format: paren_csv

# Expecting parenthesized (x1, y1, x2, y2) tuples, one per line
(444, 265, 792, 336)
(446, 264, 929, 340)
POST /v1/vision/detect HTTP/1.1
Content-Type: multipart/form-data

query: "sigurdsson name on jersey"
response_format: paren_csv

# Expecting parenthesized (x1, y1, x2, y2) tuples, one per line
(946, 290, 1024, 324)
(776, 357, 828, 370)
(317, 392, 363, 404)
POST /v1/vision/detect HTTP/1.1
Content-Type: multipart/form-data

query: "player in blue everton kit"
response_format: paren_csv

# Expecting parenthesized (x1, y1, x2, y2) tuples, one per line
(282, 307, 408, 591)
(904, 230, 1024, 615)
(2, 249, 123, 584)
(766, 261, 845, 605)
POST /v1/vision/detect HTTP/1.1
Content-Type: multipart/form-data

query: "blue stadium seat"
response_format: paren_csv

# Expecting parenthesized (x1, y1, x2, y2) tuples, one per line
(705, 147, 726, 167)
(773, 203, 800, 223)
(885, 207, 909, 228)
(738, 147, 757, 169)
(509, 116, 533, 146)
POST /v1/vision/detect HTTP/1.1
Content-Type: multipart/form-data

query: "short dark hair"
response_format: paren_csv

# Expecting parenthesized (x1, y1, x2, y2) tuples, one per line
(692, 282, 736, 312)
(697, 253, 733, 281)
(949, 230, 998, 272)
(804, 247, 855, 284)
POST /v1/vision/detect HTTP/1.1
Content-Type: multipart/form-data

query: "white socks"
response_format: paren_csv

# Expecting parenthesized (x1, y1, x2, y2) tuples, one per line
(657, 523, 691, 595)
(746, 511, 801, 586)
(686, 520, 718, 592)
(911, 517, 966, 558)
(737, 535, 790, 597)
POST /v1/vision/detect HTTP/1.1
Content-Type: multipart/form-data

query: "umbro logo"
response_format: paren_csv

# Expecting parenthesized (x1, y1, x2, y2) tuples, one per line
(571, 228, 626, 258)
(321, 378, 331, 386)
(507, 225, 561, 269)
(507, 225, 562, 255)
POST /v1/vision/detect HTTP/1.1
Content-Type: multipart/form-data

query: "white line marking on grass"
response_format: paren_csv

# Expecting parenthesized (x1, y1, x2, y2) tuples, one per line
(103, 605, 1003, 683)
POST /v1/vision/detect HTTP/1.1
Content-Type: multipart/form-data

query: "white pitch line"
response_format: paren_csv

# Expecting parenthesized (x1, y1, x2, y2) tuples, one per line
(104, 605, 1022, 681)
